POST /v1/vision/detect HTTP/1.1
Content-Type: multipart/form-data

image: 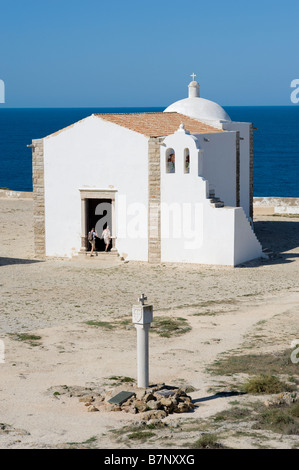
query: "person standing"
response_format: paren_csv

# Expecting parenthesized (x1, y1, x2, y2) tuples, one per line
(101, 226, 111, 252)
(88, 227, 98, 257)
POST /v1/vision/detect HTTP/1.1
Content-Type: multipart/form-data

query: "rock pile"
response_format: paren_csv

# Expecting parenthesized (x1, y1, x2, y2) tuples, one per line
(79, 384, 195, 419)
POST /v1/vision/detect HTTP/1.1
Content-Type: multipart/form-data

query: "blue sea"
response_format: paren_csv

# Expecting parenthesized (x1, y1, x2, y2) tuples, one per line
(0, 106, 298, 197)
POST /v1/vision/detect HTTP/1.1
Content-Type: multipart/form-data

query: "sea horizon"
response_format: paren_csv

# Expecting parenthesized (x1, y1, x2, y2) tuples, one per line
(0, 106, 298, 197)
(0, 104, 297, 108)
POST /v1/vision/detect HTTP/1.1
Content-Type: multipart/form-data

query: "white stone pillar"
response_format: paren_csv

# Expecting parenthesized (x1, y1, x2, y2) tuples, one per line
(111, 198, 117, 252)
(80, 198, 87, 252)
(135, 323, 150, 388)
(132, 296, 153, 388)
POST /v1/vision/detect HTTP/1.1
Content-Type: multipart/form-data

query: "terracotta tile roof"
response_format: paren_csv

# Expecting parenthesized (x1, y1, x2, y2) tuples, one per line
(95, 112, 223, 137)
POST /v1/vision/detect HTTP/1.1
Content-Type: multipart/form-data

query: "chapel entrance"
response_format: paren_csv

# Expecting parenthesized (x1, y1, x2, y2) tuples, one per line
(86, 198, 112, 252)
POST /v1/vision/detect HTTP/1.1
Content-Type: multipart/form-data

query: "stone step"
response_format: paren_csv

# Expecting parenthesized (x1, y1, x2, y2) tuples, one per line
(77, 250, 121, 260)
(91, 251, 119, 257)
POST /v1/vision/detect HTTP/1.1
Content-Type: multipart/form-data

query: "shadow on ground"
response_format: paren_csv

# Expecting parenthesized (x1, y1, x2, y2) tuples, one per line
(239, 219, 299, 267)
(254, 220, 299, 253)
(0, 257, 43, 267)
(193, 391, 246, 404)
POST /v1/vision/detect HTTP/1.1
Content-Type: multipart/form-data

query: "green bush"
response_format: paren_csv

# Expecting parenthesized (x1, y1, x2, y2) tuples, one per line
(241, 375, 291, 394)
(193, 433, 222, 449)
(290, 402, 299, 418)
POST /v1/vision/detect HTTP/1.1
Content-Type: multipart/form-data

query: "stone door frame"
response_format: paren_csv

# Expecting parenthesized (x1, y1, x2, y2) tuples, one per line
(79, 188, 117, 252)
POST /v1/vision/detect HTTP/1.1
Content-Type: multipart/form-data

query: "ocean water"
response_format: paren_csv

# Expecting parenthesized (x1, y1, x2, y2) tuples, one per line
(226, 106, 299, 198)
(0, 106, 298, 197)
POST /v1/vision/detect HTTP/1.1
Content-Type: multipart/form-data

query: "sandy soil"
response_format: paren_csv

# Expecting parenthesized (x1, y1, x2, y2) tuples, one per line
(0, 197, 298, 449)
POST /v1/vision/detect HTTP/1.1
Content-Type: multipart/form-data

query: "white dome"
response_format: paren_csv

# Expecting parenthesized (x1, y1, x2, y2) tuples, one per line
(164, 96, 231, 123)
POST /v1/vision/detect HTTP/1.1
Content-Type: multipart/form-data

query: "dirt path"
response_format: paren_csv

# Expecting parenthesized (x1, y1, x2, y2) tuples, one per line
(0, 198, 298, 449)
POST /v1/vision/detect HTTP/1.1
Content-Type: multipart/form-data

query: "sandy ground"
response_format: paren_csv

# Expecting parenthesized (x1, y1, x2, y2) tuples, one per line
(0, 197, 298, 449)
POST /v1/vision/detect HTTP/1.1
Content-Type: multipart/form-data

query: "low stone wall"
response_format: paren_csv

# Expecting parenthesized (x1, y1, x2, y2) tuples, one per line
(253, 197, 299, 215)
(0, 189, 33, 199)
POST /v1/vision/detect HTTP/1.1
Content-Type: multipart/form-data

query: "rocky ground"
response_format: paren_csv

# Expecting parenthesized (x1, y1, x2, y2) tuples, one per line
(0, 197, 298, 449)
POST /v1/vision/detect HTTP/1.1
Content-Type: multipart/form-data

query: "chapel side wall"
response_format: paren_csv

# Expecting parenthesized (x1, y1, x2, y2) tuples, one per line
(196, 132, 237, 207)
(160, 130, 262, 266)
(43, 116, 149, 259)
(31, 138, 45, 258)
(222, 122, 251, 219)
(160, 132, 236, 265)
(249, 123, 254, 220)
(234, 207, 262, 265)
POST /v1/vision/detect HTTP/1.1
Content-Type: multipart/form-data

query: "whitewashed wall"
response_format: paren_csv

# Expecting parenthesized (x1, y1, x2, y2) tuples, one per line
(43, 115, 149, 260)
(160, 129, 262, 266)
(195, 131, 238, 207)
(43, 115, 261, 266)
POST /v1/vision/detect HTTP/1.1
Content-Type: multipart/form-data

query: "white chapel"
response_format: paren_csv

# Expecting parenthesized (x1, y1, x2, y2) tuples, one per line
(30, 75, 263, 266)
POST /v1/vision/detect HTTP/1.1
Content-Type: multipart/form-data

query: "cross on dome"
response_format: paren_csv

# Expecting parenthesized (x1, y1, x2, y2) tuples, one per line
(190, 73, 196, 81)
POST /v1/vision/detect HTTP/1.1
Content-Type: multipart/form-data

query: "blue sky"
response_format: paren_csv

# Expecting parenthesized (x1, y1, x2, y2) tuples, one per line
(0, 0, 298, 107)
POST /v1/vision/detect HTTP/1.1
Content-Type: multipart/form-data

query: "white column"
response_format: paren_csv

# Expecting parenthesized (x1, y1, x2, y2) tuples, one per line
(135, 323, 150, 388)
(80, 198, 87, 252)
(111, 198, 117, 252)
(132, 299, 153, 388)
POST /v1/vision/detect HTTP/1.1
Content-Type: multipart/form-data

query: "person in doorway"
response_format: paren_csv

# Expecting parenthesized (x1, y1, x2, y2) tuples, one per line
(101, 226, 111, 252)
(88, 227, 98, 257)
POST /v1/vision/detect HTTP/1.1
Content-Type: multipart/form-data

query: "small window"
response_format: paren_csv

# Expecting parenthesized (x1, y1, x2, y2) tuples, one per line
(184, 149, 190, 174)
(166, 148, 175, 173)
